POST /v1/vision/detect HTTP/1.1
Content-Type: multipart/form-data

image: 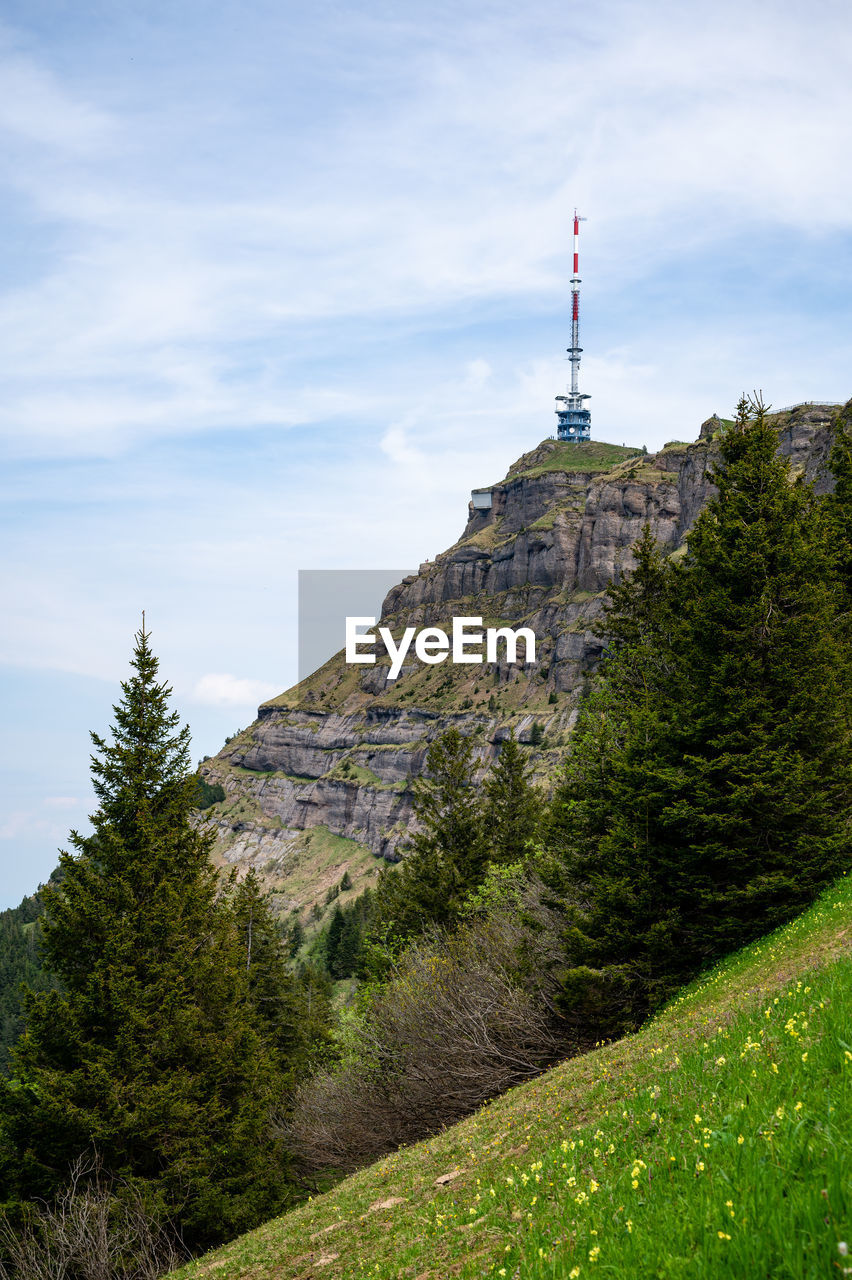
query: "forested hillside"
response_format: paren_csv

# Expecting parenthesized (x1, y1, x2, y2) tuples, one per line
(195, 401, 841, 933)
(0, 397, 849, 1280)
(0, 778, 234, 1078)
(0, 879, 59, 1073)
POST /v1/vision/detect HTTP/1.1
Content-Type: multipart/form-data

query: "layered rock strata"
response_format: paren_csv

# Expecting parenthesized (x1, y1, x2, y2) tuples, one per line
(200, 404, 842, 919)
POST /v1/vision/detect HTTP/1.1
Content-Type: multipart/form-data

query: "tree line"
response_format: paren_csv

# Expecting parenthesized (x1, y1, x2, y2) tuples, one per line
(291, 394, 852, 1165)
(0, 885, 59, 1076)
(0, 395, 850, 1274)
(0, 631, 333, 1258)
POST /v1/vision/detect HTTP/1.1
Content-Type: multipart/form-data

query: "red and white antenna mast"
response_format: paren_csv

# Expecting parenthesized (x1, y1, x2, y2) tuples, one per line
(555, 210, 591, 441)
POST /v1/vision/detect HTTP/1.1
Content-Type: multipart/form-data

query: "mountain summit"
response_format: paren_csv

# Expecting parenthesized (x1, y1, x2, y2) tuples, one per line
(198, 404, 841, 925)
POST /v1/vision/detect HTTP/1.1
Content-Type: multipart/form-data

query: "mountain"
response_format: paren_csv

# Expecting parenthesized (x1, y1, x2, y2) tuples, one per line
(198, 403, 841, 926)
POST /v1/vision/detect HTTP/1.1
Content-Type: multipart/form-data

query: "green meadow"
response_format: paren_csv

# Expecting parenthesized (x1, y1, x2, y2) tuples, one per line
(178, 873, 851, 1280)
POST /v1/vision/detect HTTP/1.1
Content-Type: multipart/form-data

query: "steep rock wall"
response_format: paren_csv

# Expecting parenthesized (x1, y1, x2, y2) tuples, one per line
(200, 404, 842, 914)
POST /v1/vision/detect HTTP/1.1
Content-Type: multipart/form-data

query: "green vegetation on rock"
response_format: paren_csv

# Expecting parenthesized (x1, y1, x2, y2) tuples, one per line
(507, 440, 642, 480)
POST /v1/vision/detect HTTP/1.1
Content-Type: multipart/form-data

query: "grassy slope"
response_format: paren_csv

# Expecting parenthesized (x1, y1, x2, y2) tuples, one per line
(506, 440, 642, 480)
(179, 874, 851, 1280)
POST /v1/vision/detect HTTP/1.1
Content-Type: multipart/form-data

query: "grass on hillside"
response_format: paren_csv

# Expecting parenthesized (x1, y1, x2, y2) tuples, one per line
(509, 441, 642, 480)
(179, 873, 851, 1280)
(273, 826, 380, 927)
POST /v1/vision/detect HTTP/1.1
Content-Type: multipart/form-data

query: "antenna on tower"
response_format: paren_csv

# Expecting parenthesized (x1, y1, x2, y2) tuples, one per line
(555, 210, 591, 441)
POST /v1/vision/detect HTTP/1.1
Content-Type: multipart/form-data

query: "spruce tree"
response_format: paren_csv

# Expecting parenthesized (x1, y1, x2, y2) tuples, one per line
(324, 904, 347, 978)
(483, 732, 542, 864)
(373, 728, 487, 938)
(334, 909, 362, 977)
(0, 628, 288, 1247)
(678, 396, 850, 940)
(229, 869, 329, 1075)
(323, 901, 363, 980)
(554, 398, 851, 1027)
(825, 399, 852, 663)
(546, 525, 677, 879)
(287, 914, 305, 958)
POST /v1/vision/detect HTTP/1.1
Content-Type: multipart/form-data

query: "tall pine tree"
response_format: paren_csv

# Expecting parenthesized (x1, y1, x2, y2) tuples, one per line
(373, 728, 487, 939)
(483, 732, 542, 864)
(0, 628, 289, 1247)
(824, 398, 852, 669)
(229, 870, 332, 1082)
(553, 397, 851, 1028)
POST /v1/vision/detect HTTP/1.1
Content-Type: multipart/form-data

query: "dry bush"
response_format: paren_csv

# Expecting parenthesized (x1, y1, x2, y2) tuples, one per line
(288, 880, 573, 1172)
(0, 1157, 186, 1280)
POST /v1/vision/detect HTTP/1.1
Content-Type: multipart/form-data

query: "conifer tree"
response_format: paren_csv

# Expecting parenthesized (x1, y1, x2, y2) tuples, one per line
(546, 525, 677, 878)
(825, 399, 852, 664)
(0, 628, 289, 1247)
(677, 396, 850, 936)
(288, 914, 305, 958)
(483, 732, 542, 864)
(335, 910, 362, 977)
(229, 869, 330, 1079)
(373, 729, 487, 938)
(323, 901, 364, 980)
(554, 397, 851, 1027)
(324, 904, 347, 978)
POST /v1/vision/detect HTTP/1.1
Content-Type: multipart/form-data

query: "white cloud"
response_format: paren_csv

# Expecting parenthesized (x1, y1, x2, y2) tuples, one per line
(380, 421, 426, 467)
(2, 0, 852, 902)
(0, 807, 71, 842)
(0, 46, 113, 155)
(0, 0, 850, 457)
(192, 673, 280, 708)
(465, 359, 492, 388)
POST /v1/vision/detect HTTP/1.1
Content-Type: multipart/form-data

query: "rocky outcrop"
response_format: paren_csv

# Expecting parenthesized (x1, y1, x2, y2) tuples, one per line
(201, 403, 844, 916)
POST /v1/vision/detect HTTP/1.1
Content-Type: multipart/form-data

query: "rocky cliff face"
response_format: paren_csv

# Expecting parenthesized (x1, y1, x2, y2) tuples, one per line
(199, 403, 842, 922)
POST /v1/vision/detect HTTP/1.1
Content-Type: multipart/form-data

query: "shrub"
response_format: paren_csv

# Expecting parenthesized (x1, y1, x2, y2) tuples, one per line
(0, 1156, 185, 1280)
(288, 879, 570, 1173)
(192, 777, 225, 810)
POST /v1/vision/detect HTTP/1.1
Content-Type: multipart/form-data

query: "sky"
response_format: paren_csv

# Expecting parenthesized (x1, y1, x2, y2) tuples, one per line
(1, 0, 851, 905)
